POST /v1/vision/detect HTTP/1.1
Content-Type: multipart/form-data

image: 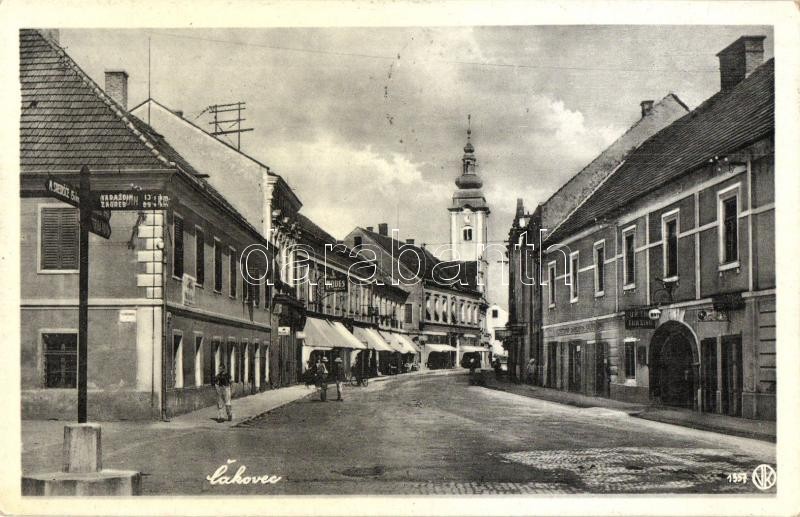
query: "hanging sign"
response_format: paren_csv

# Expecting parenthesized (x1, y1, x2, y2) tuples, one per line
(45, 177, 111, 239)
(625, 307, 658, 329)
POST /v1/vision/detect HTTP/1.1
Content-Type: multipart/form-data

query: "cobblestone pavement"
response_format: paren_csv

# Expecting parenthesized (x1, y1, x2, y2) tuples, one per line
(22, 371, 777, 495)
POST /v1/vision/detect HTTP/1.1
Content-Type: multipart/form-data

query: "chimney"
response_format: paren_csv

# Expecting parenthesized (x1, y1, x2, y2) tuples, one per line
(104, 70, 129, 110)
(378, 223, 389, 236)
(40, 29, 59, 44)
(406, 238, 415, 245)
(717, 36, 766, 92)
(366, 226, 374, 232)
(640, 100, 654, 118)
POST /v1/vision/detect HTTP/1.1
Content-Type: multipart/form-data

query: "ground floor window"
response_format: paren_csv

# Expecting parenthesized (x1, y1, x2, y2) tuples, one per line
(43, 332, 77, 388)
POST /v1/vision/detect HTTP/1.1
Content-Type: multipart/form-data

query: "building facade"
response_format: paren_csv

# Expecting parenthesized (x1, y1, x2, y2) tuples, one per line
(19, 29, 279, 420)
(506, 94, 690, 383)
(509, 35, 775, 421)
(344, 225, 487, 369)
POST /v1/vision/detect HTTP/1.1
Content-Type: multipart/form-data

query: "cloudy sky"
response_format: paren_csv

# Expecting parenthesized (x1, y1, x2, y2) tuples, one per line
(61, 25, 772, 258)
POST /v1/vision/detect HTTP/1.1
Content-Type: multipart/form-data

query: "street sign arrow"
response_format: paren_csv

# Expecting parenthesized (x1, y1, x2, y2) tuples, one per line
(45, 177, 80, 208)
(94, 190, 172, 211)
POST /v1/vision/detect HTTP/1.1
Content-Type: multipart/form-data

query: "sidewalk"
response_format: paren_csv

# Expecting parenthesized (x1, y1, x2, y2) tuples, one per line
(485, 374, 776, 442)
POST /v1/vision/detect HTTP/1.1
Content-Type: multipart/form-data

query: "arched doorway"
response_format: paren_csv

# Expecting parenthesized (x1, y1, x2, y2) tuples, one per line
(649, 321, 698, 409)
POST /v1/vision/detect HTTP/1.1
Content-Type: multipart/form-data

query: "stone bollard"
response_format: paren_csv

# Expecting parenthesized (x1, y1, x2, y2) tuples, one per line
(63, 423, 102, 473)
(22, 423, 142, 496)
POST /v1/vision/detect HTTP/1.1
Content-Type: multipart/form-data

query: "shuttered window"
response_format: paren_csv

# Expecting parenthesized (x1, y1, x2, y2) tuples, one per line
(195, 228, 205, 286)
(173, 216, 184, 279)
(229, 248, 237, 298)
(214, 240, 223, 292)
(40, 207, 79, 271)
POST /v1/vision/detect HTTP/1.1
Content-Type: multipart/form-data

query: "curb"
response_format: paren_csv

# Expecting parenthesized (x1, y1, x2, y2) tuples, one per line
(632, 412, 776, 443)
(483, 382, 776, 442)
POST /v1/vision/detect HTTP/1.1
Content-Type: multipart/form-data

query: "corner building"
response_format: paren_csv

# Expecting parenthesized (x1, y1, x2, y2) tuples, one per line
(537, 36, 774, 420)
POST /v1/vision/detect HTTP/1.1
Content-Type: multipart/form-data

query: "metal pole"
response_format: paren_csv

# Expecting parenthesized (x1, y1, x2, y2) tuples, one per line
(77, 165, 90, 423)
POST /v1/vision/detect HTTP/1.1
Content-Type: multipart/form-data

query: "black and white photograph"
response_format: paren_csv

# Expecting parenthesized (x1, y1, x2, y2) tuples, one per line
(3, 1, 800, 515)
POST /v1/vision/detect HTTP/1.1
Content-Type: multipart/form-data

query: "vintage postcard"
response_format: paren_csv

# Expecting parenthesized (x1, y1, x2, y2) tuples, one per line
(1, 0, 799, 515)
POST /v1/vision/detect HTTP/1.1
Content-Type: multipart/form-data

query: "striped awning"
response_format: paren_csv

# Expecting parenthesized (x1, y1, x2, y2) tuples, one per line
(302, 317, 336, 351)
(352, 327, 394, 352)
(330, 321, 367, 350)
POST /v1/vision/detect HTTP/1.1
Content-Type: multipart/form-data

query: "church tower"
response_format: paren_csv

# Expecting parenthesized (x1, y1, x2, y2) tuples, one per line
(449, 116, 490, 290)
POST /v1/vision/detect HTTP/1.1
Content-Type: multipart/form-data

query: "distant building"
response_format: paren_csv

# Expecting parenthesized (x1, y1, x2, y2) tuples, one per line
(344, 224, 487, 369)
(485, 304, 509, 359)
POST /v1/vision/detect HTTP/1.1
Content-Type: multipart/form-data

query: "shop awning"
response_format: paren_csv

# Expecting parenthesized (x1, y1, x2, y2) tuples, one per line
(463, 333, 478, 338)
(353, 327, 394, 352)
(426, 344, 457, 353)
(330, 321, 367, 350)
(382, 332, 418, 354)
(377, 331, 406, 354)
(423, 330, 448, 336)
(459, 345, 487, 353)
(396, 333, 421, 354)
(302, 317, 336, 351)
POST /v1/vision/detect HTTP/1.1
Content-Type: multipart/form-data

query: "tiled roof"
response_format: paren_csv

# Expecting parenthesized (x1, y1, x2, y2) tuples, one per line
(547, 58, 774, 243)
(19, 29, 266, 242)
(296, 214, 401, 290)
(20, 29, 170, 171)
(360, 228, 481, 294)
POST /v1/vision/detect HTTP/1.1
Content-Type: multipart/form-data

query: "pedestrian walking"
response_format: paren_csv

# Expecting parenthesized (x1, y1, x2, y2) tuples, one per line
(526, 358, 536, 385)
(332, 357, 344, 401)
(214, 364, 232, 422)
(315, 357, 329, 402)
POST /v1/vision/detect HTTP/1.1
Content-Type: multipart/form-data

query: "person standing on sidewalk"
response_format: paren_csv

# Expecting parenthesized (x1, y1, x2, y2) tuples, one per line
(214, 364, 232, 422)
(315, 357, 329, 402)
(332, 357, 344, 401)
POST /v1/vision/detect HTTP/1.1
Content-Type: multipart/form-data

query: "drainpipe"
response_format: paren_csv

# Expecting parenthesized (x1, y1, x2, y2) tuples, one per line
(161, 208, 169, 421)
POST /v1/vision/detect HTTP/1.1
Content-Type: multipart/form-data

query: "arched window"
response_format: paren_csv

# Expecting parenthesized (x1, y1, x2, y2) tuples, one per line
(463, 226, 473, 241)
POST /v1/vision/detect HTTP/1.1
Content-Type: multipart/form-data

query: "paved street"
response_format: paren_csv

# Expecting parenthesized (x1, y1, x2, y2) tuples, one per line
(22, 371, 776, 495)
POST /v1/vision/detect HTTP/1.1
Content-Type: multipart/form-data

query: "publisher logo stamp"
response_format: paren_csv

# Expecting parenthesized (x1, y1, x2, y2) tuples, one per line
(751, 464, 776, 491)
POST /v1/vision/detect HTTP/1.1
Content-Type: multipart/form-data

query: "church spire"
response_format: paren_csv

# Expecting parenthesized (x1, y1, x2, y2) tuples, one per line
(456, 114, 481, 189)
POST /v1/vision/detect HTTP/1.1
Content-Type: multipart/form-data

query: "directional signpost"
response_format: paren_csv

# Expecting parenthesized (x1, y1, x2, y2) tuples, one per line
(43, 167, 172, 423)
(45, 177, 111, 239)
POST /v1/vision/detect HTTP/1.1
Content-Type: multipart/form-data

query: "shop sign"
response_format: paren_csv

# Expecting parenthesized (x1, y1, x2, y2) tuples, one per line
(712, 292, 745, 311)
(182, 274, 196, 306)
(278, 326, 291, 336)
(323, 278, 348, 292)
(494, 328, 512, 340)
(553, 322, 596, 336)
(625, 307, 658, 329)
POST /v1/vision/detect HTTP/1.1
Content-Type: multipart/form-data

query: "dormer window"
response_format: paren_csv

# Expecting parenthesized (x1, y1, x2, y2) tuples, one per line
(463, 226, 473, 241)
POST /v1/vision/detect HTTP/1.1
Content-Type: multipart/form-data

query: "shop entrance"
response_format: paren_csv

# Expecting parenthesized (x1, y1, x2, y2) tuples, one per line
(594, 342, 609, 397)
(700, 338, 718, 413)
(721, 335, 743, 417)
(546, 343, 558, 388)
(649, 321, 698, 409)
(567, 342, 582, 392)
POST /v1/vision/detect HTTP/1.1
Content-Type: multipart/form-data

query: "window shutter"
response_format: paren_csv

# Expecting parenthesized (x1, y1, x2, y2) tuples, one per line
(41, 208, 78, 270)
(173, 217, 184, 278)
(196, 229, 205, 285)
